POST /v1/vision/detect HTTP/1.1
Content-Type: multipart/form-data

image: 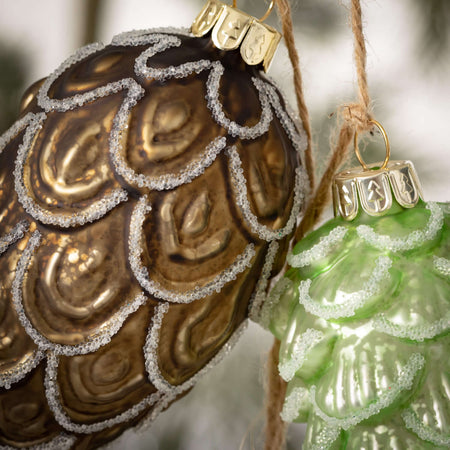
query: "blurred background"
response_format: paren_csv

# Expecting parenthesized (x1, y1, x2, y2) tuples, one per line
(0, 0, 448, 448)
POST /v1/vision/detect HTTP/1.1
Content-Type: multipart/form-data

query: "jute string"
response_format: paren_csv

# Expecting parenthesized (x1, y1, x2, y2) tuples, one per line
(265, 0, 373, 448)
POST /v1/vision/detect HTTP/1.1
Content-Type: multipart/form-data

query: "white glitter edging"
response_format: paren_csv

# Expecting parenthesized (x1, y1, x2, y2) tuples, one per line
(280, 386, 311, 422)
(256, 79, 308, 159)
(0, 349, 45, 390)
(248, 240, 279, 323)
(144, 302, 248, 394)
(434, 256, 450, 277)
(372, 312, 450, 342)
(0, 112, 36, 155)
(12, 230, 149, 356)
(279, 328, 325, 382)
(206, 61, 272, 139)
(0, 433, 77, 450)
(402, 408, 450, 447)
(112, 119, 226, 191)
(13, 113, 128, 228)
(133, 33, 213, 81)
(309, 426, 341, 450)
(310, 353, 425, 430)
(227, 146, 307, 241)
(259, 277, 294, 330)
(298, 256, 392, 320)
(287, 226, 348, 268)
(111, 27, 192, 46)
(37, 42, 107, 112)
(44, 352, 163, 434)
(356, 202, 443, 252)
(0, 221, 29, 256)
(129, 196, 256, 303)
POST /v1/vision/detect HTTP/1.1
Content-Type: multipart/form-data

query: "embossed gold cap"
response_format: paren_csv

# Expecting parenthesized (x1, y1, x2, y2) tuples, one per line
(333, 120, 424, 221)
(333, 160, 424, 221)
(191, 0, 281, 72)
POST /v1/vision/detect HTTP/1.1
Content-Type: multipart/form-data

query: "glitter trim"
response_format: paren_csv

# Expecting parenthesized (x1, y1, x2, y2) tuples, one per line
(0, 112, 36, 155)
(372, 312, 450, 342)
(0, 349, 45, 390)
(402, 408, 450, 447)
(257, 79, 308, 160)
(111, 27, 192, 46)
(144, 302, 248, 394)
(0, 221, 29, 256)
(311, 353, 425, 430)
(206, 62, 272, 139)
(356, 202, 443, 252)
(280, 386, 310, 422)
(37, 43, 107, 112)
(14, 114, 128, 228)
(129, 196, 256, 303)
(259, 277, 294, 329)
(111, 110, 227, 191)
(12, 230, 149, 356)
(227, 146, 307, 241)
(133, 33, 212, 81)
(298, 256, 392, 320)
(248, 240, 279, 322)
(44, 352, 163, 433)
(287, 226, 348, 268)
(309, 426, 341, 450)
(434, 256, 450, 277)
(0, 433, 77, 450)
(279, 329, 325, 382)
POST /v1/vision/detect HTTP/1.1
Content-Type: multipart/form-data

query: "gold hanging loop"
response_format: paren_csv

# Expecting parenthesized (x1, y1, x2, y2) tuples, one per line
(354, 119, 391, 171)
(260, 1, 275, 22)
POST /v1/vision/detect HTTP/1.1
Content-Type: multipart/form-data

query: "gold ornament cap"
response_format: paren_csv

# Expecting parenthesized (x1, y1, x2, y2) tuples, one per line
(332, 120, 424, 221)
(191, 0, 281, 72)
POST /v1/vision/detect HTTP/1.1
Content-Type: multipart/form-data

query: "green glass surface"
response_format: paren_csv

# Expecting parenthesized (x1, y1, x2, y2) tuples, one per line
(268, 200, 450, 449)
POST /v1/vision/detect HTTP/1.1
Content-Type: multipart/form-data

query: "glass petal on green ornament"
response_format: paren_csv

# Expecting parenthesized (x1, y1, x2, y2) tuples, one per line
(433, 256, 450, 278)
(303, 413, 341, 450)
(279, 306, 338, 382)
(356, 202, 444, 253)
(262, 276, 297, 338)
(403, 337, 450, 447)
(372, 259, 450, 341)
(312, 329, 425, 425)
(345, 413, 440, 450)
(301, 253, 400, 321)
(281, 377, 312, 423)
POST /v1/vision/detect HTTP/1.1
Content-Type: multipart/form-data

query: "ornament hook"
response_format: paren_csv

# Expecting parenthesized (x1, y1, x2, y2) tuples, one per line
(354, 119, 391, 171)
(231, 0, 274, 22)
(260, 1, 275, 22)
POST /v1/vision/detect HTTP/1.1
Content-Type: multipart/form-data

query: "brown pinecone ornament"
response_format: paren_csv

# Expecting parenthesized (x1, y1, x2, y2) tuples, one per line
(0, 23, 308, 449)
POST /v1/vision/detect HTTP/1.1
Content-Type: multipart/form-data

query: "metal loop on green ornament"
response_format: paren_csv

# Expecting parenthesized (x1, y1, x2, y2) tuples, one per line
(354, 119, 391, 171)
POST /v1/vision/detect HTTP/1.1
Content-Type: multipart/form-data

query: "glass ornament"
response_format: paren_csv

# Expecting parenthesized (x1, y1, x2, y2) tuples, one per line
(265, 122, 449, 449)
(0, 4, 308, 448)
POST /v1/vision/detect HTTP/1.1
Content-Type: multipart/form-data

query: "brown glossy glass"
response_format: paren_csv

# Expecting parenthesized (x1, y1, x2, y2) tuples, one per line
(0, 33, 301, 448)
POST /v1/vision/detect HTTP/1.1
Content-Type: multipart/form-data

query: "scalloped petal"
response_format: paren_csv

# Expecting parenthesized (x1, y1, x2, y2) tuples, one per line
(404, 337, 450, 446)
(345, 413, 438, 449)
(313, 330, 425, 423)
(16, 202, 145, 351)
(373, 259, 450, 341)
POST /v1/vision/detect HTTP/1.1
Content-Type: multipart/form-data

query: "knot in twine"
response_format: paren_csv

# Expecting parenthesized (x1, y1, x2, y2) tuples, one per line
(340, 103, 373, 134)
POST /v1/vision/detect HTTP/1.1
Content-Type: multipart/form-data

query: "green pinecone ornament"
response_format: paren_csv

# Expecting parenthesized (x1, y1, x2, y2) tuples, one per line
(263, 156, 450, 449)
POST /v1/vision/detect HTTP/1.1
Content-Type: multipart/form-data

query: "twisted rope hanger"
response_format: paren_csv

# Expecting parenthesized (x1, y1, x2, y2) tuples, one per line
(265, 0, 373, 448)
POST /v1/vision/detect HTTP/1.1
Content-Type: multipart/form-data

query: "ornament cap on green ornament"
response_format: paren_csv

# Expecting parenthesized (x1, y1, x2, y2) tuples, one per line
(333, 159, 424, 221)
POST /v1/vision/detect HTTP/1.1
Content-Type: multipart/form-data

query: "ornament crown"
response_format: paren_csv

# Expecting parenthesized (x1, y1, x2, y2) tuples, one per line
(333, 121, 424, 220)
(191, 0, 281, 72)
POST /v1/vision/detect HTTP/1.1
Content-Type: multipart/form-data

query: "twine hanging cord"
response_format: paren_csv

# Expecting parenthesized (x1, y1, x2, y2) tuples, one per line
(264, 0, 374, 449)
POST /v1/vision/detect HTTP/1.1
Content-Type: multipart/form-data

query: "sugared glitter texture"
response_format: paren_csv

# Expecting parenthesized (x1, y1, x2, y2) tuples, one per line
(266, 200, 450, 449)
(0, 28, 307, 448)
